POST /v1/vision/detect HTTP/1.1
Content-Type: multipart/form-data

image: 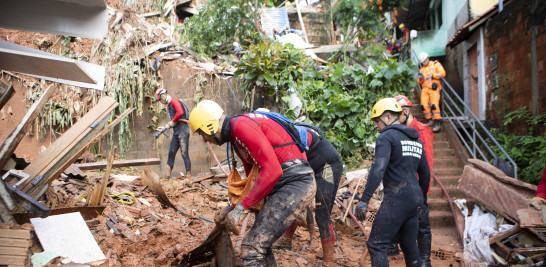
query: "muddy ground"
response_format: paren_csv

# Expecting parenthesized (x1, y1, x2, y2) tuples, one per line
(24, 167, 463, 266)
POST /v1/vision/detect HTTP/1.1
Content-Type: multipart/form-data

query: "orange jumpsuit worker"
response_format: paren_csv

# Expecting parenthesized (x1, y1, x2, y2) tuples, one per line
(418, 51, 446, 133)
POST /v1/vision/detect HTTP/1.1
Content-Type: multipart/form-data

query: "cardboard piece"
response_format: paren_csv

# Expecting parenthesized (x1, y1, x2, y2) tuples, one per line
(30, 212, 105, 264)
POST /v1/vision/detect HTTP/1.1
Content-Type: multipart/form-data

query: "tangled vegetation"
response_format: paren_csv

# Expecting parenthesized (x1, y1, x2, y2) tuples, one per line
(235, 39, 416, 167)
(181, 0, 265, 57)
(490, 108, 546, 184)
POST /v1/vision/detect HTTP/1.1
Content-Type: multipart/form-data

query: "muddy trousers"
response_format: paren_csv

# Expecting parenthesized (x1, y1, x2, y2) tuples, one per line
(241, 160, 316, 267)
(367, 197, 422, 267)
(420, 87, 442, 120)
(166, 124, 191, 173)
(418, 201, 432, 267)
(312, 161, 343, 241)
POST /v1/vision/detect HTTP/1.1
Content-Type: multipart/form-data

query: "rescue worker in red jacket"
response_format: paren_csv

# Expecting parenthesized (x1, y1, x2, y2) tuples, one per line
(354, 98, 430, 267)
(418, 52, 446, 133)
(395, 94, 434, 267)
(189, 100, 316, 266)
(154, 88, 191, 179)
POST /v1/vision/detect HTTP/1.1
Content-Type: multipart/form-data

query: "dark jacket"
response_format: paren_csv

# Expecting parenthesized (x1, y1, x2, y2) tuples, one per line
(360, 124, 430, 203)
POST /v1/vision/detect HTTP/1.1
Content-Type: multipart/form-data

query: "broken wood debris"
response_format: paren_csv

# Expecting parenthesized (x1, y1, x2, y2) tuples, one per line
(74, 158, 160, 170)
(0, 225, 31, 266)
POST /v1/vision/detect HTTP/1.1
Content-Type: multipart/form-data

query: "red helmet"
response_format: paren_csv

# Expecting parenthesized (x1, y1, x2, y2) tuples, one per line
(394, 95, 412, 107)
(154, 88, 167, 102)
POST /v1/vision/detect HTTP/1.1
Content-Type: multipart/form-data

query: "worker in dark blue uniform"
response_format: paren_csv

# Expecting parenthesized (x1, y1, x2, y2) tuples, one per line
(354, 98, 430, 267)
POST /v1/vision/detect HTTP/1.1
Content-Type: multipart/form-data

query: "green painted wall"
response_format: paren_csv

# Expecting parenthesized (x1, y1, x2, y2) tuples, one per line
(411, 0, 467, 61)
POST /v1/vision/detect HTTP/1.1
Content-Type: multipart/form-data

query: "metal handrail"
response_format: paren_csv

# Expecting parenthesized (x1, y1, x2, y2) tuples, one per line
(439, 78, 518, 178)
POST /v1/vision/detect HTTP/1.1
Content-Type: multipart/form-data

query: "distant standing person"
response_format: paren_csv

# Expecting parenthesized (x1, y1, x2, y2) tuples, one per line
(418, 52, 446, 133)
(154, 88, 191, 179)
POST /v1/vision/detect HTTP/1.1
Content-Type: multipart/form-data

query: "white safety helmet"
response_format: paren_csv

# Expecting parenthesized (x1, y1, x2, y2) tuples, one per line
(418, 52, 428, 64)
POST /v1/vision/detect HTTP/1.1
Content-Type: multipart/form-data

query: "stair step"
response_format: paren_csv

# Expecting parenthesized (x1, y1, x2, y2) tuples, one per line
(434, 148, 457, 158)
(433, 168, 463, 177)
(427, 198, 450, 211)
(433, 158, 464, 168)
(429, 210, 455, 227)
(433, 133, 450, 141)
(429, 185, 467, 199)
(432, 175, 460, 186)
(433, 141, 452, 150)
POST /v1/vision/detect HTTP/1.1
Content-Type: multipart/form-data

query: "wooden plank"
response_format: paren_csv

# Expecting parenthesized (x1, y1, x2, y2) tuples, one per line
(0, 84, 56, 170)
(19, 97, 117, 191)
(0, 229, 30, 239)
(26, 114, 111, 198)
(74, 158, 160, 170)
(28, 108, 131, 199)
(0, 82, 15, 110)
(0, 255, 26, 265)
(489, 225, 521, 244)
(97, 147, 115, 206)
(35, 105, 128, 179)
(21, 97, 116, 180)
(0, 246, 28, 256)
(0, 237, 30, 248)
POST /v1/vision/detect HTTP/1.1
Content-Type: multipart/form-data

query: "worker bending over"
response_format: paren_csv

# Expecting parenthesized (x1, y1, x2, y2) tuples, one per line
(189, 100, 316, 266)
(154, 88, 191, 179)
(268, 116, 343, 262)
(354, 98, 430, 267)
(395, 95, 434, 267)
(417, 52, 446, 133)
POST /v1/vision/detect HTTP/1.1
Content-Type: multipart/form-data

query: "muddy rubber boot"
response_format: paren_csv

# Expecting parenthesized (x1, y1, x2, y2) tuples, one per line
(432, 119, 441, 133)
(185, 171, 192, 177)
(387, 241, 400, 256)
(418, 233, 432, 267)
(424, 119, 434, 127)
(163, 165, 172, 180)
(321, 239, 335, 262)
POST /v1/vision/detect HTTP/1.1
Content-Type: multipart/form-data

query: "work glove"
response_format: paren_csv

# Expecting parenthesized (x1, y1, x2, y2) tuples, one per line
(156, 121, 176, 132)
(530, 197, 546, 210)
(214, 205, 233, 224)
(418, 73, 424, 82)
(354, 201, 368, 221)
(226, 202, 246, 235)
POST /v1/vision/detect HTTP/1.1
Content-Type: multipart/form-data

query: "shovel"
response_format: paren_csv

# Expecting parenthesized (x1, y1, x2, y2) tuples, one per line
(174, 224, 236, 267)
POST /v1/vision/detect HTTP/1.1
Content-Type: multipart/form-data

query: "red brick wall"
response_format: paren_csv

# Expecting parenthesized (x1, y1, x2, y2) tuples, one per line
(483, 0, 546, 129)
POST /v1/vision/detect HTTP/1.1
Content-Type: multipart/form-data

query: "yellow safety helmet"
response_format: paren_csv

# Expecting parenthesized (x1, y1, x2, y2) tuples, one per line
(189, 100, 224, 135)
(371, 98, 402, 119)
(399, 23, 405, 29)
(255, 108, 270, 112)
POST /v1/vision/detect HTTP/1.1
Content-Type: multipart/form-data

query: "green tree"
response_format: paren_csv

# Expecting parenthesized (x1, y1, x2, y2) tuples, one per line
(181, 0, 264, 57)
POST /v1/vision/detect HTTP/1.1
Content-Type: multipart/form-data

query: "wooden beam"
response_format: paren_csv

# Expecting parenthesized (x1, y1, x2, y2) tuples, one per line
(97, 147, 115, 206)
(19, 97, 118, 195)
(74, 158, 160, 170)
(489, 225, 521, 244)
(27, 107, 132, 199)
(295, 0, 310, 44)
(0, 82, 15, 110)
(0, 229, 30, 239)
(0, 238, 29, 248)
(0, 84, 56, 170)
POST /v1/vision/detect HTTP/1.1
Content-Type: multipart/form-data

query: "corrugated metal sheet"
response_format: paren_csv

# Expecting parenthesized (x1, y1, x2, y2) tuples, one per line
(261, 8, 290, 37)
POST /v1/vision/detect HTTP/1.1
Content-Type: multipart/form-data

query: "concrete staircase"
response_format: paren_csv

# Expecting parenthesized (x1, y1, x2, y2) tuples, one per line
(410, 102, 467, 254)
